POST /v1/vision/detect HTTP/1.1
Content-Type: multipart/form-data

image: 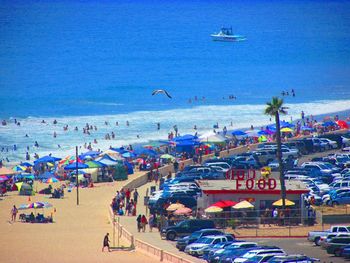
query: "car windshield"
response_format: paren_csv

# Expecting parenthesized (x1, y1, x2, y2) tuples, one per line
(318, 163, 330, 169)
(196, 237, 214, 244)
(190, 232, 201, 239)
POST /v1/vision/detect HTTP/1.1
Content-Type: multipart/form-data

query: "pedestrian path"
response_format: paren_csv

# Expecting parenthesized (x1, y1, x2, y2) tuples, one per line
(118, 180, 204, 263)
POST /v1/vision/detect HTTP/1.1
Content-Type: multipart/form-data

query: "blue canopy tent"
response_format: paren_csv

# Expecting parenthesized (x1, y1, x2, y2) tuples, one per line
(110, 147, 128, 154)
(96, 155, 119, 166)
(20, 162, 33, 167)
(124, 161, 134, 174)
(79, 150, 101, 159)
(64, 162, 89, 170)
(174, 140, 200, 153)
(133, 147, 157, 157)
(122, 151, 137, 158)
(34, 155, 61, 164)
(173, 134, 198, 142)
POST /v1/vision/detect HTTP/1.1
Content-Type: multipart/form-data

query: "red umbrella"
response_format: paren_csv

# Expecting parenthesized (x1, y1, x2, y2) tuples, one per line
(336, 120, 349, 129)
(210, 200, 237, 208)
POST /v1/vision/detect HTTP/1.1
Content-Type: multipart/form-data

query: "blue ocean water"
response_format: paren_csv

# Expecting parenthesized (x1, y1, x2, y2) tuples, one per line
(0, 0, 350, 162)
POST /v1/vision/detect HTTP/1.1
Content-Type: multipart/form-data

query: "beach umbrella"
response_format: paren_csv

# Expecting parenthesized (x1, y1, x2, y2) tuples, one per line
(34, 155, 61, 164)
(0, 166, 17, 175)
(337, 120, 349, 129)
(258, 135, 267, 143)
(21, 162, 33, 167)
(173, 207, 192, 215)
(273, 199, 295, 207)
(0, 175, 9, 182)
(245, 130, 261, 137)
(13, 165, 26, 172)
(199, 131, 216, 140)
(232, 130, 247, 136)
(18, 202, 52, 210)
(280, 127, 293, 133)
(166, 203, 185, 212)
(204, 206, 223, 213)
(233, 200, 254, 209)
(160, 154, 175, 160)
(64, 162, 89, 170)
(44, 177, 59, 183)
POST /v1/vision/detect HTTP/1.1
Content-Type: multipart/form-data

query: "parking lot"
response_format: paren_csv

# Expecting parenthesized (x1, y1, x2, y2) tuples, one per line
(245, 238, 348, 263)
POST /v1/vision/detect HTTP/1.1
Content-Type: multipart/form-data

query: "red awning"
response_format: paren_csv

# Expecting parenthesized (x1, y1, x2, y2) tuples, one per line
(210, 200, 237, 208)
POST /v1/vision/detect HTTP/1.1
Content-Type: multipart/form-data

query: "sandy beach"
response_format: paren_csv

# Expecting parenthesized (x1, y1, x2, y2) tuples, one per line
(0, 179, 156, 263)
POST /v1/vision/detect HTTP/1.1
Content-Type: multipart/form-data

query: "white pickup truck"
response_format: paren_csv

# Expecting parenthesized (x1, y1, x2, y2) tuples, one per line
(308, 225, 350, 245)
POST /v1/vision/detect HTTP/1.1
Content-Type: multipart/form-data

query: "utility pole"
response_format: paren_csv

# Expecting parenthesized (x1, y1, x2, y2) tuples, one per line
(76, 146, 79, 205)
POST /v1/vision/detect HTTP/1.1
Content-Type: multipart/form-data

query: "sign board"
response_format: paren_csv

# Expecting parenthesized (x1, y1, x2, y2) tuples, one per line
(226, 169, 277, 191)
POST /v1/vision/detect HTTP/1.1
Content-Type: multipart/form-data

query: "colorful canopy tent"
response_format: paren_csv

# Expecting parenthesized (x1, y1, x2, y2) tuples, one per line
(0, 175, 9, 182)
(233, 200, 254, 209)
(210, 200, 237, 208)
(0, 166, 17, 175)
(273, 199, 295, 207)
(133, 147, 157, 157)
(204, 206, 223, 213)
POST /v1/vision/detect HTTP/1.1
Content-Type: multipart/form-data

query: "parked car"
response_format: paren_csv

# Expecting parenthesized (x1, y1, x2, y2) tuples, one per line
(339, 245, 350, 258)
(325, 237, 350, 256)
(267, 254, 320, 262)
(319, 138, 338, 149)
(161, 219, 215, 241)
(176, 229, 225, 251)
(330, 191, 350, 206)
(184, 235, 234, 257)
(307, 225, 350, 244)
(207, 242, 258, 263)
(233, 248, 285, 263)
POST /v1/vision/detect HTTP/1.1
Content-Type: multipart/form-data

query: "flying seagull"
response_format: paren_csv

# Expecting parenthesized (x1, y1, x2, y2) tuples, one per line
(152, 89, 172, 98)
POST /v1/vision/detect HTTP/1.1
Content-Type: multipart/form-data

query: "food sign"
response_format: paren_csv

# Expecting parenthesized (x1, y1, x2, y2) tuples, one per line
(226, 169, 277, 190)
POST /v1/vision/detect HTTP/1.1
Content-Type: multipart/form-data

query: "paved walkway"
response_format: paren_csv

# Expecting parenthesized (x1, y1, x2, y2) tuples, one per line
(118, 179, 204, 263)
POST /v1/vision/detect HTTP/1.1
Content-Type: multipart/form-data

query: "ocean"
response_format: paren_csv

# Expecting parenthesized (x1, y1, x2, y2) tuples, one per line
(0, 0, 350, 162)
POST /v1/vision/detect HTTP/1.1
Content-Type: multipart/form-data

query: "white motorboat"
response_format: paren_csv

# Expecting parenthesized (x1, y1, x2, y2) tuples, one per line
(211, 27, 246, 42)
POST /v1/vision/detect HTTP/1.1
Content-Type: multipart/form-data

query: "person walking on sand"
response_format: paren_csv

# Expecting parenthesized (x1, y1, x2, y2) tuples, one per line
(102, 233, 111, 252)
(11, 205, 18, 222)
(149, 214, 154, 232)
(141, 215, 148, 232)
(137, 214, 142, 232)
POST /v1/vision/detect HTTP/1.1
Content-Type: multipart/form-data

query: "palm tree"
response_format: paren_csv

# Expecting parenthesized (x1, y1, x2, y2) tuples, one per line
(265, 97, 288, 209)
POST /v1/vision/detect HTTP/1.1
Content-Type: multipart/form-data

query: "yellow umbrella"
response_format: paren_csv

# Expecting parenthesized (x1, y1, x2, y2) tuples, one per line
(273, 199, 295, 206)
(233, 200, 254, 209)
(204, 206, 223, 213)
(166, 203, 185, 212)
(280, 127, 293, 133)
